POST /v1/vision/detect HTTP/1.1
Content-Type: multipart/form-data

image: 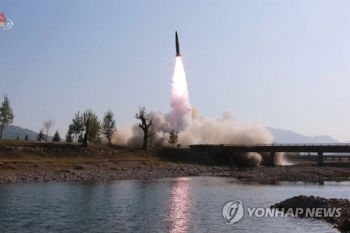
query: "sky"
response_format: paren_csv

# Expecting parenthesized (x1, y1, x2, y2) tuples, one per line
(0, 0, 350, 142)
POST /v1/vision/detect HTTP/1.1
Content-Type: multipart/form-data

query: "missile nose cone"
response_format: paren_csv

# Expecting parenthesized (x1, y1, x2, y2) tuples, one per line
(175, 31, 181, 57)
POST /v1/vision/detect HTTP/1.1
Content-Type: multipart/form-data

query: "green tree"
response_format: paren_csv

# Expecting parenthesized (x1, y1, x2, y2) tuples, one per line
(0, 94, 14, 139)
(52, 130, 61, 142)
(78, 133, 84, 143)
(102, 110, 117, 144)
(24, 134, 29, 141)
(135, 107, 153, 150)
(68, 110, 101, 146)
(42, 119, 55, 141)
(65, 125, 74, 142)
(82, 109, 101, 146)
(71, 112, 84, 142)
(168, 129, 178, 147)
(16, 135, 20, 140)
(36, 129, 45, 141)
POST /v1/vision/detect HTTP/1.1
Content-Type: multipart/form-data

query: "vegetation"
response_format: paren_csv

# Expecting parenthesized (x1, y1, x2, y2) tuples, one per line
(52, 130, 61, 142)
(25, 134, 29, 141)
(0, 94, 14, 139)
(168, 129, 178, 147)
(65, 125, 74, 142)
(102, 110, 117, 144)
(66, 110, 101, 146)
(82, 109, 102, 146)
(42, 119, 55, 141)
(36, 129, 45, 141)
(16, 135, 20, 140)
(135, 107, 153, 150)
(71, 111, 84, 142)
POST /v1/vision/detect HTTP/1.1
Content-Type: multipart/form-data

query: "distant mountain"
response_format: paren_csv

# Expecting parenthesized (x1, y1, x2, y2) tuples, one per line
(2, 125, 52, 141)
(267, 127, 340, 144)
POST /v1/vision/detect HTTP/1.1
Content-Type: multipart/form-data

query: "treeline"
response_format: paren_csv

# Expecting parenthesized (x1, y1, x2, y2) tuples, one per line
(64, 109, 116, 145)
(36, 109, 117, 146)
(0, 94, 179, 150)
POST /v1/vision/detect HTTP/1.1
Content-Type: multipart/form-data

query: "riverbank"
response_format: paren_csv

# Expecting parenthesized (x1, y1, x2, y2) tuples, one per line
(0, 140, 230, 183)
(271, 195, 350, 233)
(0, 161, 229, 183)
(226, 162, 350, 182)
(1, 140, 350, 184)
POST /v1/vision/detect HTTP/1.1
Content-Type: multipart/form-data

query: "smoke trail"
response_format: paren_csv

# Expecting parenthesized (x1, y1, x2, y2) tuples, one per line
(114, 56, 283, 166)
(165, 57, 192, 131)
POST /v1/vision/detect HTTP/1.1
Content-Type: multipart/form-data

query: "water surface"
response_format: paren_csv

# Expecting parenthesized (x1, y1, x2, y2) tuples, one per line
(0, 177, 348, 232)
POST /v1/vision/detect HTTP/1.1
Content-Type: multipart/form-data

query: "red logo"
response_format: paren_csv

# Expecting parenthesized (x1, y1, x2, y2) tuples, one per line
(0, 13, 6, 25)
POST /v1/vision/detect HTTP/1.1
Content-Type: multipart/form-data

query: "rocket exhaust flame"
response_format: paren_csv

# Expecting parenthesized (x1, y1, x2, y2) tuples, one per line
(169, 56, 192, 131)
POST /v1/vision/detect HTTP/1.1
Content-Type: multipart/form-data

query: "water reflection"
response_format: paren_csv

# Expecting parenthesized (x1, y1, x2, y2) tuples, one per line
(167, 177, 190, 233)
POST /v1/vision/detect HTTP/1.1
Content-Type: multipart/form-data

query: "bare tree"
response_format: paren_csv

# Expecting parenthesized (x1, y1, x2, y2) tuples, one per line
(43, 119, 55, 141)
(135, 106, 153, 150)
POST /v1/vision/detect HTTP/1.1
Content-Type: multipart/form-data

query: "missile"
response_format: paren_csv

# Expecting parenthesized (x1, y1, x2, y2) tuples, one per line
(175, 31, 181, 57)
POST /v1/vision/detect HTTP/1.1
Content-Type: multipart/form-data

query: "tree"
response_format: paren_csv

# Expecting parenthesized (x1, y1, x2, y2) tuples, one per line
(148, 125, 157, 147)
(78, 133, 84, 143)
(82, 109, 101, 146)
(0, 94, 14, 139)
(102, 110, 117, 144)
(36, 129, 45, 141)
(135, 107, 153, 150)
(65, 125, 74, 142)
(68, 110, 101, 146)
(42, 119, 55, 141)
(71, 112, 84, 142)
(168, 129, 178, 147)
(83, 109, 102, 144)
(16, 135, 20, 140)
(52, 130, 61, 142)
(24, 134, 29, 141)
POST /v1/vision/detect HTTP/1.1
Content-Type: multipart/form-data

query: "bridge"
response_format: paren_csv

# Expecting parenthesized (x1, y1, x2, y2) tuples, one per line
(189, 144, 350, 166)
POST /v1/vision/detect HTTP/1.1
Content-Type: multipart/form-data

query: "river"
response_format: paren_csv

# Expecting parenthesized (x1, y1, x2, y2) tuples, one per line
(0, 176, 348, 232)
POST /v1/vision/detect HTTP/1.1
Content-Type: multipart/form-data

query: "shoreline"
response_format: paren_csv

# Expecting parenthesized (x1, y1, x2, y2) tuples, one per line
(1, 141, 350, 184)
(0, 162, 231, 184)
(1, 162, 350, 184)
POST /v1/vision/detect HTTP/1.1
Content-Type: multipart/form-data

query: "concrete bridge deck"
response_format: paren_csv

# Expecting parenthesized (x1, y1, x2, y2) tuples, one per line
(189, 144, 350, 166)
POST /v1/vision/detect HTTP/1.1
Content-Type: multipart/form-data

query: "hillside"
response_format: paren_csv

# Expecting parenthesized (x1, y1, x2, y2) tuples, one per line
(2, 125, 38, 140)
(2, 125, 53, 141)
(267, 127, 340, 144)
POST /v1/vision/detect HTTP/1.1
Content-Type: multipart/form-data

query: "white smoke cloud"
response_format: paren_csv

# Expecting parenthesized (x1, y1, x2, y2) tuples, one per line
(112, 56, 283, 166)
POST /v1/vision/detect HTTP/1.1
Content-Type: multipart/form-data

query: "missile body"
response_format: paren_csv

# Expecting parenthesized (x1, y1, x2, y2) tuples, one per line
(175, 31, 181, 57)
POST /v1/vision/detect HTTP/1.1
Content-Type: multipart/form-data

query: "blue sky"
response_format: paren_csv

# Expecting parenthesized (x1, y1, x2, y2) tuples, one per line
(1, 0, 350, 141)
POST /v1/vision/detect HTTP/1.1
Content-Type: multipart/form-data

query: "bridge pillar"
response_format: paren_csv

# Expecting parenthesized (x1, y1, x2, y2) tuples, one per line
(318, 152, 324, 166)
(268, 152, 275, 166)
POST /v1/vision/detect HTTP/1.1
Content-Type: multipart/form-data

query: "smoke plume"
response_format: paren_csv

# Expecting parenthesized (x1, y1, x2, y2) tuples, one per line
(113, 57, 285, 166)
